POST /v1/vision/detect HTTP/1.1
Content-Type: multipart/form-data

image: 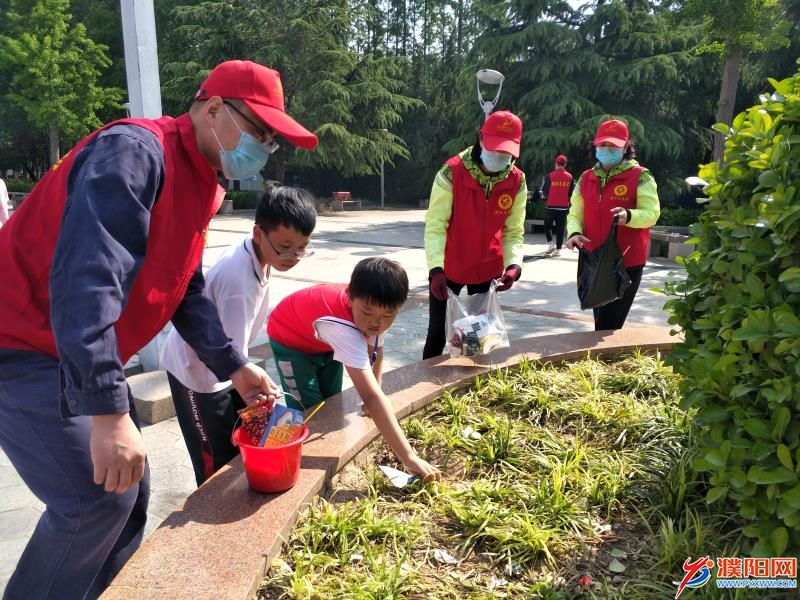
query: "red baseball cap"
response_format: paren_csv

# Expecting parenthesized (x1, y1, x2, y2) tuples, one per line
(555, 154, 567, 164)
(593, 119, 628, 147)
(480, 110, 522, 158)
(195, 60, 318, 150)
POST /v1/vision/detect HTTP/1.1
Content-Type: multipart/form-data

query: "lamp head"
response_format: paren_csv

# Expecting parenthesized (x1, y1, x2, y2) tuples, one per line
(476, 69, 505, 85)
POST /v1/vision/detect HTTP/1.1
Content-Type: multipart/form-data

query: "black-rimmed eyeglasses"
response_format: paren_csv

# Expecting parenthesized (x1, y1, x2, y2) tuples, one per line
(223, 100, 280, 154)
(262, 229, 315, 259)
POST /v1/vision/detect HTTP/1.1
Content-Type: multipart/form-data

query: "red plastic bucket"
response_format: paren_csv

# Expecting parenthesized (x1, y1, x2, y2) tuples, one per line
(232, 425, 309, 493)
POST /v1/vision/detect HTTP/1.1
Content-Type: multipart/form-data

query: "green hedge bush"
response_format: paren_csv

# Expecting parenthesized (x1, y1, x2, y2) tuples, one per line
(665, 67, 800, 556)
(4, 179, 36, 193)
(225, 191, 260, 210)
(658, 206, 703, 227)
(525, 200, 546, 220)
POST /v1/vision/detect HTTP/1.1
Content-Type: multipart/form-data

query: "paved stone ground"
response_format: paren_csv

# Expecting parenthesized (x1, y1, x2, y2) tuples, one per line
(0, 209, 683, 593)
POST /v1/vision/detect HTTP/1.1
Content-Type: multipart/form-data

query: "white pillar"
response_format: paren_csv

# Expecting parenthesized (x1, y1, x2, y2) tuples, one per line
(121, 0, 163, 372)
(120, 0, 162, 119)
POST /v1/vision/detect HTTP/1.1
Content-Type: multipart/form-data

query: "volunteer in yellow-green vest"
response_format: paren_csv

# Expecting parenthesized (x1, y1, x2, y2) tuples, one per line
(565, 118, 660, 330)
(422, 111, 527, 359)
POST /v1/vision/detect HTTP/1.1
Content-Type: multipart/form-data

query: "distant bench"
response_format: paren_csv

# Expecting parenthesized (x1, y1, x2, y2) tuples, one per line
(331, 191, 361, 212)
(8, 191, 28, 209)
(649, 228, 692, 260)
(524, 219, 545, 233)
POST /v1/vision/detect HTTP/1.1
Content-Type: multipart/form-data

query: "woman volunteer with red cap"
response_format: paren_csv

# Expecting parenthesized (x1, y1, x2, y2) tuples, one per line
(422, 110, 527, 359)
(0, 60, 317, 598)
(565, 118, 660, 330)
(542, 154, 574, 257)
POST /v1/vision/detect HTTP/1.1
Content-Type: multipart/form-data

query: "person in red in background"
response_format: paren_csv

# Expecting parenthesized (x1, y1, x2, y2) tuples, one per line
(422, 110, 527, 359)
(565, 119, 660, 330)
(0, 60, 317, 599)
(541, 154, 574, 257)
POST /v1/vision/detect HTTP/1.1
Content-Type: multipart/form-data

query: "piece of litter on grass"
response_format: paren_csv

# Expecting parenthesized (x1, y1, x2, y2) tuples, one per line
(578, 575, 593, 591)
(504, 562, 523, 578)
(433, 549, 459, 565)
(461, 426, 482, 440)
(271, 557, 293, 575)
(379, 465, 418, 489)
(399, 561, 411, 572)
(592, 521, 612, 534)
(349, 552, 363, 563)
(488, 577, 509, 590)
(610, 548, 627, 559)
(608, 558, 627, 573)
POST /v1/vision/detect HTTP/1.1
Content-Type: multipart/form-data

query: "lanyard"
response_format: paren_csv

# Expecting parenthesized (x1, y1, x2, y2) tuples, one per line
(370, 335, 379, 366)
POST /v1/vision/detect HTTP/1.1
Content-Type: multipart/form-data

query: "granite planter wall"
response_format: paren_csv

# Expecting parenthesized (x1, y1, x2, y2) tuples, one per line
(101, 326, 674, 600)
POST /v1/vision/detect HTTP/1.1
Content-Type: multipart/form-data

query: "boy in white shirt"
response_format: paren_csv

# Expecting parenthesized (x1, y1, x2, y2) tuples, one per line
(161, 184, 316, 485)
(0, 177, 10, 227)
(267, 258, 441, 482)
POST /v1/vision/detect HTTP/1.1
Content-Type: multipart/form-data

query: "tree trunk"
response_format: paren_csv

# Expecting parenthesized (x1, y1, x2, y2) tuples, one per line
(49, 120, 60, 166)
(713, 43, 743, 163)
(274, 151, 286, 184)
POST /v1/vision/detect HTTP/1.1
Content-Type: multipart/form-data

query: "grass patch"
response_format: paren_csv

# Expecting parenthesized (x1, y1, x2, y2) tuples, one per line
(258, 353, 783, 599)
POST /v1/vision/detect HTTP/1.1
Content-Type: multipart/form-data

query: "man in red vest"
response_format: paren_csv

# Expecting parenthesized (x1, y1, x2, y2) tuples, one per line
(0, 60, 317, 599)
(542, 154, 574, 257)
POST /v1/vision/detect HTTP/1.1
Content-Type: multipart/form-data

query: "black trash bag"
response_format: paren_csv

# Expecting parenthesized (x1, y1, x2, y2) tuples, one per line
(577, 217, 632, 310)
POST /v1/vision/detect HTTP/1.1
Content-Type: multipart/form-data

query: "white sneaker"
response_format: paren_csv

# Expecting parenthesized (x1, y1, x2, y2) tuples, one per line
(545, 242, 556, 256)
(552, 249, 561, 257)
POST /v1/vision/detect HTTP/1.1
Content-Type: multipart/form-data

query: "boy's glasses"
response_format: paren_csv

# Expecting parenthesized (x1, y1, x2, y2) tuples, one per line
(223, 100, 280, 153)
(262, 230, 315, 259)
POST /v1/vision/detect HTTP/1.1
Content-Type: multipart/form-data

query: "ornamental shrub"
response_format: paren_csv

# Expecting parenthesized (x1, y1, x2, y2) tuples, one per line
(665, 65, 800, 556)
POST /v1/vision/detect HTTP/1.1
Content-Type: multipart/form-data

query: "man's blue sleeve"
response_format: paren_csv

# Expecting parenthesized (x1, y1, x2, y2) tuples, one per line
(51, 125, 164, 416)
(170, 261, 247, 380)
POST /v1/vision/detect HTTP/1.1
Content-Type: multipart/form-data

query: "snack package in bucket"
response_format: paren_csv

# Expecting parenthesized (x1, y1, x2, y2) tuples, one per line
(238, 400, 275, 445)
(260, 404, 305, 447)
(445, 280, 510, 358)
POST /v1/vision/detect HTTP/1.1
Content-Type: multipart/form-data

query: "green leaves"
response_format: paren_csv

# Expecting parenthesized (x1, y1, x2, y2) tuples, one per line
(665, 66, 800, 556)
(0, 0, 121, 163)
(746, 466, 797, 485)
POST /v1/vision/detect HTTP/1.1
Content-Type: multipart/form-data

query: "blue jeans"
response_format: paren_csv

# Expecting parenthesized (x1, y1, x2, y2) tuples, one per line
(0, 349, 149, 600)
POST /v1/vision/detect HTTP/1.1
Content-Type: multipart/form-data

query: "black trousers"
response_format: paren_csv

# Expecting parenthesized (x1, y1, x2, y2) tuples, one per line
(422, 277, 495, 359)
(166, 372, 247, 486)
(544, 208, 568, 248)
(593, 264, 644, 331)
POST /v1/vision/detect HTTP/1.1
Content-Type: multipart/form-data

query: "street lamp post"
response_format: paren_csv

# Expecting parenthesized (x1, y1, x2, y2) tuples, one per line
(475, 69, 505, 120)
(380, 160, 385, 210)
(380, 128, 388, 209)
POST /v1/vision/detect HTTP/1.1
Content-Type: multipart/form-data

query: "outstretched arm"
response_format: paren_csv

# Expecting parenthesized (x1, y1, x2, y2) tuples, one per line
(347, 366, 441, 482)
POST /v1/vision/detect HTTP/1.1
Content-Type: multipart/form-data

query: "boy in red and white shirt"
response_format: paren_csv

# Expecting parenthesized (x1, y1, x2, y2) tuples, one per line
(268, 257, 440, 482)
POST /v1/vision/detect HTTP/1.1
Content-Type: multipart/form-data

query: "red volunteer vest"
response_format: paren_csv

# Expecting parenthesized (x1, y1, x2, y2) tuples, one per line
(0, 114, 224, 363)
(546, 168, 573, 208)
(267, 284, 354, 354)
(579, 165, 649, 267)
(443, 156, 523, 284)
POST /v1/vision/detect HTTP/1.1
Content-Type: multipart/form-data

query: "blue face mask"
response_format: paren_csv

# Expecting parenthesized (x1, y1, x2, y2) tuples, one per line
(595, 147, 624, 168)
(480, 149, 513, 173)
(213, 107, 271, 180)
